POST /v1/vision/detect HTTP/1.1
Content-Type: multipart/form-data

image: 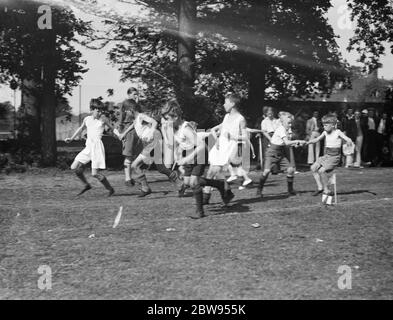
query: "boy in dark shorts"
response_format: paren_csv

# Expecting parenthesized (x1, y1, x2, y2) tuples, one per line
(307, 115, 353, 205)
(161, 100, 234, 219)
(115, 88, 144, 187)
(257, 112, 306, 198)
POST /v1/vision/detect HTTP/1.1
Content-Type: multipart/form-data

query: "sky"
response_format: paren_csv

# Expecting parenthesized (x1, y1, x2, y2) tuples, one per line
(1, 0, 392, 114)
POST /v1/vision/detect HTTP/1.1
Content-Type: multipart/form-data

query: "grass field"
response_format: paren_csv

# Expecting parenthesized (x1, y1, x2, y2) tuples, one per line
(1, 166, 393, 300)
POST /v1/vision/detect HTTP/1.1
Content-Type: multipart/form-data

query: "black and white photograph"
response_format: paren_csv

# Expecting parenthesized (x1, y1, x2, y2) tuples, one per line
(0, 0, 393, 302)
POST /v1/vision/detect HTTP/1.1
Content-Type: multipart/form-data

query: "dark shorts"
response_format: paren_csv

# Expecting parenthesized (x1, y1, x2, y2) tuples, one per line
(264, 144, 295, 171)
(122, 128, 143, 158)
(181, 147, 206, 177)
(183, 164, 205, 177)
(314, 148, 341, 172)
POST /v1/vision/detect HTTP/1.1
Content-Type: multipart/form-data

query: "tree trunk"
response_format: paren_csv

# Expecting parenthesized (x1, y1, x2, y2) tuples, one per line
(246, 1, 269, 120)
(247, 62, 267, 119)
(177, 0, 196, 119)
(21, 79, 41, 149)
(40, 29, 57, 166)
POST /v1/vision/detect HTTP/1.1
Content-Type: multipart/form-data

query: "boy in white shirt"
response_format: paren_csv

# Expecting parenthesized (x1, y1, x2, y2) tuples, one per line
(307, 115, 353, 204)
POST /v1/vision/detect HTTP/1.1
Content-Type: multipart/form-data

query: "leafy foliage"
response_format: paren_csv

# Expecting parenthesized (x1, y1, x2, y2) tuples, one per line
(348, 0, 393, 72)
(0, 0, 89, 96)
(102, 0, 349, 122)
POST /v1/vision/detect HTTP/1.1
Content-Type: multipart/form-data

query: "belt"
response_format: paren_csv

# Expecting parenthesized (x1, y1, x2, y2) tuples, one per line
(324, 147, 341, 156)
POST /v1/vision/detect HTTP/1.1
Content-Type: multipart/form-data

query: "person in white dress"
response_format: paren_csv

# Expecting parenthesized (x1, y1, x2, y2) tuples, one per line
(202, 93, 247, 204)
(65, 99, 115, 197)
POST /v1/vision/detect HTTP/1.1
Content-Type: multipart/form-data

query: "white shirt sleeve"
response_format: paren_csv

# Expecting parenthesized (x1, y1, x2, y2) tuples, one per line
(261, 119, 267, 132)
(276, 126, 287, 139)
(139, 113, 155, 124)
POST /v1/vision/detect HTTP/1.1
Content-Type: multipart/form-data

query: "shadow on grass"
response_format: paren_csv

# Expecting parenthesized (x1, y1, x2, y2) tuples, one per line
(111, 190, 171, 198)
(228, 182, 278, 189)
(208, 193, 292, 216)
(209, 203, 251, 215)
(337, 190, 377, 196)
(297, 189, 377, 196)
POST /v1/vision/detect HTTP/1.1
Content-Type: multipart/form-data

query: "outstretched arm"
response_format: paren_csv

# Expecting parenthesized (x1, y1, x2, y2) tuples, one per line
(118, 123, 135, 141)
(246, 128, 262, 133)
(283, 136, 307, 147)
(65, 118, 86, 143)
(307, 132, 325, 145)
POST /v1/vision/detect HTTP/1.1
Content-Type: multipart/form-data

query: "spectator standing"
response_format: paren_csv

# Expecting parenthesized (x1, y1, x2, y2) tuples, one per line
(389, 113, 393, 161)
(342, 107, 355, 167)
(360, 109, 369, 162)
(377, 112, 389, 165)
(260, 107, 280, 170)
(366, 109, 380, 166)
(306, 110, 321, 165)
(344, 109, 365, 168)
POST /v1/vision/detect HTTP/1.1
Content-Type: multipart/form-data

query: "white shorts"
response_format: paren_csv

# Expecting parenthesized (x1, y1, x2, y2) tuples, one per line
(139, 130, 162, 165)
(75, 139, 106, 170)
(208, 138, 238, 166)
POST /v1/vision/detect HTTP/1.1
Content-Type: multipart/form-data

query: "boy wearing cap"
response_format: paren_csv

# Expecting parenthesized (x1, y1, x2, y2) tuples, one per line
(307, 115, 353, 205)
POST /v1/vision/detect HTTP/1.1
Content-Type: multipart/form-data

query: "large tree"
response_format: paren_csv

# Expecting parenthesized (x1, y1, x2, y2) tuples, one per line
(101, 0, 348, 120)
(0, 0, 89, 165)
(17, 0, 393, 123)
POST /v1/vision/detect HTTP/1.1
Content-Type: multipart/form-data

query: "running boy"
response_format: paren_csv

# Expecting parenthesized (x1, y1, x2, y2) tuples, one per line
(65, 99, 115, 197)
(161, 99, 233, 219)
(202, 93, 244, 204)
(307, 114, 353, 204)
(257, 112, 306, 198)
(118, 104, 181, 197)
(115, 88, 143, 187)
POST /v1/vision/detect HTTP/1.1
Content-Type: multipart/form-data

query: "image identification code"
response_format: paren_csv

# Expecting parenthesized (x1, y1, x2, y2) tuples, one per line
(191, 304, 246, 315)
(147, 304, 246, 317)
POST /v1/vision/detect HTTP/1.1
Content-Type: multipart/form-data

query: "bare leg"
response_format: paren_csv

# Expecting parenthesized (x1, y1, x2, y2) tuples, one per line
(227, 164, 237, 181)
(311, 163, 323, 195)
(318, 167, 330, 194)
